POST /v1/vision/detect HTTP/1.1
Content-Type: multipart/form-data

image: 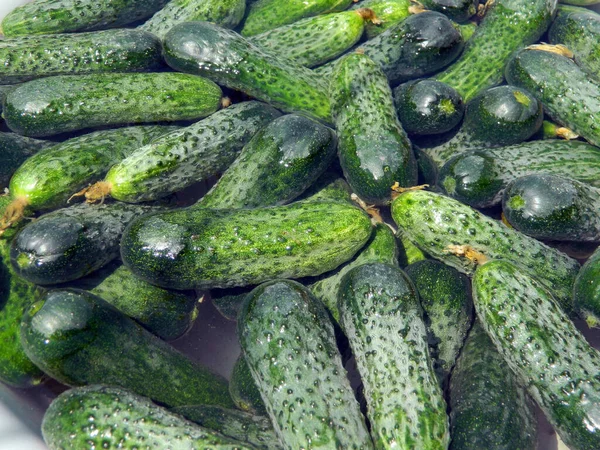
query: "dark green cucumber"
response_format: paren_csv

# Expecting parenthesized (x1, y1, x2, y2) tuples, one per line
(574, 246, 600, 327)
(390, 189, 580, 312)
(21, 289, 235, 409)
(404, 259, 473, 380)
(435, 0, 556, 101)
(419, 0, 477, 22)
(449, 321, 537, 450)
(295, 171, 353, 203)
(438, 139, 600, 208)
(0, 29, 163, 85)
(473, 259, 600, 450)
(163, 22, 331, 123)
(3, 72, 222, 138)
(42, 386, 252, 450)
(338, 263, 449, 449)
(331, 52, 417, 205)
(351, 0, 413, 38)
(229, 355, 267, 416)
(238, 279, 373, 449)
(0, 133, 54, 190)
(211, 287, 253, 322)
(121, 200, 373, 290)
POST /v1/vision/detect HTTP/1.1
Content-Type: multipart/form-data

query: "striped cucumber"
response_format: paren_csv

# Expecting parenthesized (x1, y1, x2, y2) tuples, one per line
(229, 355, 267, 416)
(351, 0, 415, 38)
(0, 133, 54, 190)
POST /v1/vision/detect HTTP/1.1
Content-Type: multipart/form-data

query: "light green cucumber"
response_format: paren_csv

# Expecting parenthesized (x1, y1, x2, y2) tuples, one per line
(0, 133, 54, 190)
(351, 0, 414, 38)
(229, 355, 267, 416)
(397, 230, 428, 267)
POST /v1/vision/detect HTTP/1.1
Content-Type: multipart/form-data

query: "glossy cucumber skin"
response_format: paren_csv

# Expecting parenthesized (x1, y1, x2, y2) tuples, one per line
(338, 263, 449, 449)
(104, 102, 281, 203)
(473, 260, 600, 450)
(0, 133, 54, 190)
(351, 0, 411, 38)
(199, 114, 337, 209)
(390, 190, 580, 312)
(0, 0, 170, 37)
(42, 386, 252, 450)
(229, 355, 267, 416)
(331, 52, 417, 205)
(238, 280, 373, 449)
(419, 0, 477, 22)
(121, 200, 373, 290)
(574, 247, 600, 327)
(449, 322, 537, 450)
(21, 289, 235, 409)
(3, 72, 222, 138)
(435, 0, 557, 101)
(163, 22, 332, 124)
(0, 29, 163, 86)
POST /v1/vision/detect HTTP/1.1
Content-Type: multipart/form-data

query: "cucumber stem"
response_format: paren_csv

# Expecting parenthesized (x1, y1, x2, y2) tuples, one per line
(556, 127, 579, 140)
(408, 1, 428, 14)
(390, 182, 429, 200)
(355, 8, 382, 25)
(444, 244, 489, 266)
(350, 193, 386, 227)
(477, 0, 495, 19)
(526, 43, 574, 59)
(69, 182, 113, 204)
(0, 196, 29, 236)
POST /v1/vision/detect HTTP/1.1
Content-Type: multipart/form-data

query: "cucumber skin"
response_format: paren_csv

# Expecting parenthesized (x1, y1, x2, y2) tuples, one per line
(351, 0, 411, 38)
(338, 263, 449, 449)
(238, 280, 373, 450)
(574, 247, 600, 326)
(21, 289, 235, 410)
(0, 133, 53, 190)
(331, 52, 417, 205)
(3, 72, 222, 138)
(473, 260, 600, 450)
(121, 200, 373, 290)
(229, 355, 267, 416)
(390, 190, 580, 312)
(105, 102, 281, 203)
(163, 22, 332, 124)
(42, 386, 253, 450)
(419, 0, 477, 23)
(435, 0, 557, 102)
(449, 322, 537, 450)
(0, 29, 163, 86)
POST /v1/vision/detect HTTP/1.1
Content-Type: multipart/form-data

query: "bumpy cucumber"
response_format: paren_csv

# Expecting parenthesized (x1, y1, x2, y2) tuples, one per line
(238, 280, 373, 449)
(390, 189, 580, 312)
(435, 0, 556, 101)
(338, 263, 449, 449)
(3, 72, 222, 138)
(574, 246, 600, 327)
(449, 321, 537, 450)
(0, 0, 169, 37)
(229, 355, 267, 416)
(42, 386, 252, 450)
(21, 289, 235, 409)
(404, 260, 473, 380)
(199, 114, 337, 209)
(163, 22, 331, 123)
(419, 0, 477, 22)
(121, 200, 373, 290)
(473, 259, 600, 450)
(0, 133, 53, 190)
(331, 52, 417, 204)
(0, 29, 163, 85)
(351, 0, 413, 38)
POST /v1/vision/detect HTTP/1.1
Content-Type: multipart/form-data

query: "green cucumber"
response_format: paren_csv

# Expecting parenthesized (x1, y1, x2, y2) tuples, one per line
(21, 289, 235, 409)
(418, 0, 477, 22)
(238, 279, 373, 449)
(397, 230, 428, 267)
(3, 72, 222, 138)
(331, 52, 417, 205)
(574, 246, 600, 327)
(163, 22, 331, 123)
(338, 263, 449, 449)
(0, 133, 54, 190)
(0, 29, 163, 86)
(42, 385, 253, 450)
(390, 189, 580, 312)
(435, 0, 556, 101)
(121, 199, 373, 290)
(211, 287, 252, 322)
(296, 171, 353, 203)
(449, 321, 537, 450)
(229, 355, 267, 416)
(351, 0, 414, 38)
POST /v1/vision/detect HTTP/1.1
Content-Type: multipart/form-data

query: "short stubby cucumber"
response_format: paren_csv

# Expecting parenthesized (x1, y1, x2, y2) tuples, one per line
(3, 72, 222, 138)
(229, 355, 267, 416)
(21, 289, 235, 409)
(419, 0, 477, 23)
(331, 52, 417, 205)
(238, 280, 373, 449)
(121, 200, 373, 290)
(163, 22, 332, 123)
(351, 0, 414, 38)
(338, 263, 449, 449)
(435, 0, 557, 101)
(574, 246, 600, 328)
(390, 189, 580, 312)
(0, 133, 54, 190)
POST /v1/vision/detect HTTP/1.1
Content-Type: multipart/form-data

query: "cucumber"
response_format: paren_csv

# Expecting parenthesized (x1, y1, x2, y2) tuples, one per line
(574, 246, 600, 328)
(21, 289, 235, 409)
(42, 385, 253, 450)
(121, 199, 373, 290)
(390, 189, 580, 312)
(351, 0, 414, 38)
(337, 263, 449, 449)
(404, 259, 473, 380)
(211, 288, 252, 322)
(238, 279, 373, 449)
(0, 133, 54, 190)
(397, 230, 428, 267)
(418, 0, 478, 22)
(3, 72, 222, 138)
(240, 0, 354, 37)
(449, 321, 537, 450)
(438, 139, 600, 208)
(229, 355, 267, 416)
(0, 0, 170, 37)
(435, 0, 556, 102)
(331, 52, 417, 205)
(0, 29, 163, 86)
(472, 258, 600, 450)
(295, 171, 353, 203)
(532, 119, 580, 140)
(163, 22, 332, 123)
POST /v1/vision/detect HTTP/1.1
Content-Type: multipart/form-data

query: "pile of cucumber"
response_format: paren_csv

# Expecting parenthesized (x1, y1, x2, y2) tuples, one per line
(3, 0, 600, 449)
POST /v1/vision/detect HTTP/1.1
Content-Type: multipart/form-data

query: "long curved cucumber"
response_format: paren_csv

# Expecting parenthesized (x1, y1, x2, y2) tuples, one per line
(0, 133, 54, 190)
